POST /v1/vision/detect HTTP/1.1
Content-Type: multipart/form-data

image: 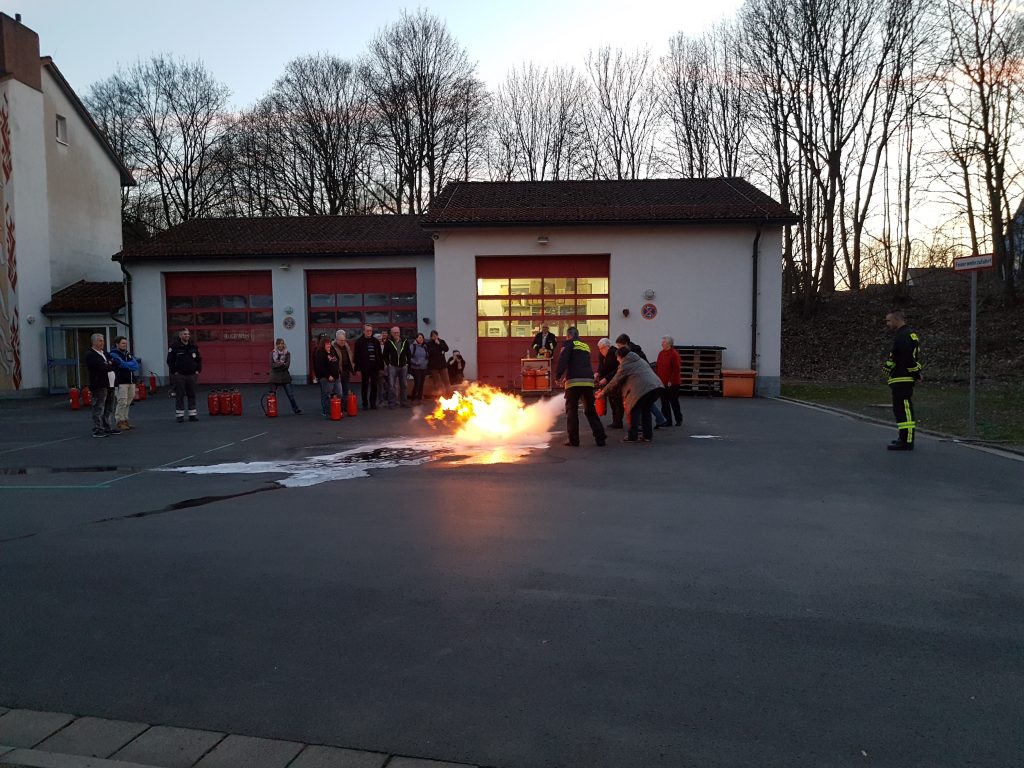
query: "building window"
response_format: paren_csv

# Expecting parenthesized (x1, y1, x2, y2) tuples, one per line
(55, 114, 68, 144)
(475, 274, 609, 338)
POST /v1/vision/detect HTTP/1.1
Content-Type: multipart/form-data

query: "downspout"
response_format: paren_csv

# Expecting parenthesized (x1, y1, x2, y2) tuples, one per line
(750, 226, 762, 371)
(119, 258, 133, 348)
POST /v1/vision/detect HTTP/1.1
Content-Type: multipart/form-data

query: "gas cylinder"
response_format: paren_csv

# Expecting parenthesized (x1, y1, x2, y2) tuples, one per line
(231, 389, 242, 415)
(264, 391, 278, 418)
(208, 390, 221, 416)
(82, 386, 93, 406)
(523, 371, 535, 390)
(136, 381, 147, 401)
(329, 394, 342, 421)
(595, 392, 606, 417)
(148, 371, 157, 394)
(69, 386, 81, 410)
(219, 389, 232, 415)
(346, 392, 358, 417)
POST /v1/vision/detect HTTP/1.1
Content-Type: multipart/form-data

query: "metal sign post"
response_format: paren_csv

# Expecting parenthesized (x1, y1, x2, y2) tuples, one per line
(953, 253, 995, 439)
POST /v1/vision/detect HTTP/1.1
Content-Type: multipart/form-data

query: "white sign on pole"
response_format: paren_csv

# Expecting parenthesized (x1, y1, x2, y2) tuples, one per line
(953, 253, 995, 272)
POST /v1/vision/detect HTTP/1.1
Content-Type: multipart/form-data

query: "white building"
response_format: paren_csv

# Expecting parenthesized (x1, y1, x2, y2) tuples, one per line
(0, 13, 134, 396)
(120, 179, 796, 396)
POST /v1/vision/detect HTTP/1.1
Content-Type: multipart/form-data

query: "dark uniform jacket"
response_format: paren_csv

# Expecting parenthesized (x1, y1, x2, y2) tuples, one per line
(167, 340, 201, 375)
(353, 336, 383, 372)
(556, 339, 596, 389)
(426, 339, 449, 370)
(884, 326, 922, 384)
(85, 348, 116, 391)
(383, 337, 410, 367)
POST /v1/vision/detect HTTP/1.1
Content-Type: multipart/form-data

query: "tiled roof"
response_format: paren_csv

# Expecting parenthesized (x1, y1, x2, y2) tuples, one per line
(116, 215, 433, 261)
(42, 280, 124, 315)
(422, 178, 799, 226)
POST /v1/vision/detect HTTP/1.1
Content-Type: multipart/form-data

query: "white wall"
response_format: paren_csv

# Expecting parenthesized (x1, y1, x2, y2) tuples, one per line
(433, 224, 785, 396)
(127, 254, 435, 383)
(42, 67, 123, 291)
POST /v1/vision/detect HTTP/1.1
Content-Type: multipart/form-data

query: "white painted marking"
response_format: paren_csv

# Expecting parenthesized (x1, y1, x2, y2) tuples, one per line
(240, 432, 268, 443)
(0, 436, 79, 455)
(204, 442, 235, 454)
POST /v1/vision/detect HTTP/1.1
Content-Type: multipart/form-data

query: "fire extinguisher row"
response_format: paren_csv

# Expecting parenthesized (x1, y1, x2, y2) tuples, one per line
(69, 372, 160, 410)
(208, 389, 244, 416)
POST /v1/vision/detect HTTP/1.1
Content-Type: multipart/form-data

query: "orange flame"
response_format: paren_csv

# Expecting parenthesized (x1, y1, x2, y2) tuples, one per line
(427, 384, 551, 443)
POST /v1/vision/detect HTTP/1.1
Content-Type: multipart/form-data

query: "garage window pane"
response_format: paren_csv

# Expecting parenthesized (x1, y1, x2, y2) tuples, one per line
(577, 277, 609, 294)
(310, 310, 336, 325)
(338, 311, 362, 325)
(543, 278, 576, 295)
(223, 311, 249, 325)
(343, 328, 361, 340)
(575, 319, 609, 336)
(196, 312, 221, 325)
(390, 293, 416, 306)
(364, 293, 388, 306)
(580, 297, 608, 315)
(222, 329, 252, 342)
(509, 298, 541, 316)
(393, 310, 417, 324)
(195, 329, 219, 341)
(167, 296, 193, 309)
(197, 296, 220, 308)
(477, 278, 509, 295)
(168, 312, 193, 327)
(365, 310, 389, 324)
(221, 295, 248, 308)
(511, 320, 536, 338)
(477, 299, 505, 317)
(310, 293, 335, 307)
(250, 310, 273, 324)
(510, 278, 541, 295)
(337, 293, 362, 306)
(544, 299, 576, 316)
(479, 320, 509, 337)
(250, 294, 273, 308)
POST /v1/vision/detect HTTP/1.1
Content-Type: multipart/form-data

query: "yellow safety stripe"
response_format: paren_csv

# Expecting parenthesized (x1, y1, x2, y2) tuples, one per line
(888, 376, 915, 384)
(902, 399, 915, 443)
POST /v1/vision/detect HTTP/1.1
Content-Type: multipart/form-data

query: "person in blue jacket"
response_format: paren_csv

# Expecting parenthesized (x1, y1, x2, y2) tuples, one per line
(109, 335, 140, 430)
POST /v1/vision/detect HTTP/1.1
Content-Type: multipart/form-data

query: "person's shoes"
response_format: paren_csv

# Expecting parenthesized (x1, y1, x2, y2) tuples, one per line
(596, 438, 606, 447)
(887, 442, 914, 451)
(188, 415, 199, 422)
(126, 421, 137, 429)
(92, 429, 107, 438)
(563, 441, 579, 447)
(176, 416, 184, 423)
(362, 402, 369, 410)
(104, 427, 121, 435)
(370, 405, 378, 410)
(675, 422, 683, 427)
(293, 409, 303, 415)
(116, 421, 128, 430)
(622, 436, 638, 443)
(640, 437, 652, 443)
(609, 423, 623, 429)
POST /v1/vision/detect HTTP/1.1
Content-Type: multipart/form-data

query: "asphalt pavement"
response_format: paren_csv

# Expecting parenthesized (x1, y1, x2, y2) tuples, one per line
(1, 385, 1022, 768)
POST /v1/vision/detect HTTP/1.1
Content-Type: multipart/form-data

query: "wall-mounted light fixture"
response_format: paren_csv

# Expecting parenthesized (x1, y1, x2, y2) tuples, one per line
(422, 317, 431, 325)
(279, 263, 290, 271)
(537, 236, 549, 245)
(643, 288, 656, 300)
(622, 308, 630, 317)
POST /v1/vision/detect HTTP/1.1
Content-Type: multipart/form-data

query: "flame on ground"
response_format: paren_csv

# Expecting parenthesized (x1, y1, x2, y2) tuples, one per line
(427, 383, 562, 446)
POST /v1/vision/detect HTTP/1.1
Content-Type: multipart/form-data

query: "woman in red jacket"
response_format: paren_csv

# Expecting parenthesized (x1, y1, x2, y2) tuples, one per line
(655, 336, 683, 426)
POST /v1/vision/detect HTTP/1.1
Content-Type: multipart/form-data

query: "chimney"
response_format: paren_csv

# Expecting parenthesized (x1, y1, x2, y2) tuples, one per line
(0, 12, 42, 91)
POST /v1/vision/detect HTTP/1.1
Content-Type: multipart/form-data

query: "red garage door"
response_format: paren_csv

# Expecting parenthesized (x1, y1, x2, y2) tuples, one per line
(165, 272, 274, 384)
(476, 255, 609, 389)
(306, 269, 418, 342)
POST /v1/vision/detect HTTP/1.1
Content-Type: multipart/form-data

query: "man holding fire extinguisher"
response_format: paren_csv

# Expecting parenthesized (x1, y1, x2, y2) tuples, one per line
(167, 328, 202, 423)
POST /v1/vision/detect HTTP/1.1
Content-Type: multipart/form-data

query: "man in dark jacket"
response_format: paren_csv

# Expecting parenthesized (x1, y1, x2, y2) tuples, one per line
(595, 337, 624, 429)
(353, 324, 383, 409)
(110, 335, 140, 430)
(883, 310, 922, 451)
(382, 326, 411, 408)
(84, 333, 119, 437)
(555, 327, 606, 448)
(532, 325, 557, 358)
(167, 328, 202, 423)
(425, 330, 451, 398)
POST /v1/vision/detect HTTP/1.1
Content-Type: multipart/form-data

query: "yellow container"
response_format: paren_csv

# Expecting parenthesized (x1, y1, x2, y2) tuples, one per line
(722, 369, 756, 398)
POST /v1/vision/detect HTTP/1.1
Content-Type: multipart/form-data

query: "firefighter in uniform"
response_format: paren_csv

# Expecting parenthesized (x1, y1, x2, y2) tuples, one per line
(167, 328, 202, 422)
(883, 310, 922, 451)
(555, 326, 606, 448)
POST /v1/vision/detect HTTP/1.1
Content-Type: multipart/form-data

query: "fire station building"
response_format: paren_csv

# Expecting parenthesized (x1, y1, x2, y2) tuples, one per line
(118, 178, 796, 397)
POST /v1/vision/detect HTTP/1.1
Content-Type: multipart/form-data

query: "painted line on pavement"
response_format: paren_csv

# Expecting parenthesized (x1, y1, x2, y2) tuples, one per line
(240, 431, 268, 442)
(204, 442, 235, 454)
(0, 435, 80, 455)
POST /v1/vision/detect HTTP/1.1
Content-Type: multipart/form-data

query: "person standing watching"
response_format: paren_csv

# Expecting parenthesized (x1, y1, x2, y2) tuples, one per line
(110, 335, 140, 430)
(167, 328, 202, 423)
(269, 338, 302, 414)
(555, 326, 606, 448)
(332, 330, 354, 399)
(383, 326, 410, 408)
(599, 346, 664, 443)
(595, 337, 624, 429)
(353, 324, 383, 410)
(532, 325, 557, 358)
(408, 332, 429, 402)
(656, 336, 683, 427)
(85, 333, 119, 437)
(883, 309, 922, 451)
(426, 330, 451, 398)
(313, 335, 342, 418)
(447, 350, 466, 386)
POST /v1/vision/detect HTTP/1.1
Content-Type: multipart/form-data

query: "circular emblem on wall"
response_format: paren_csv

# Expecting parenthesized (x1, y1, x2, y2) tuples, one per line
(641, 303, 657, 320)
(282, 316, 296, 330)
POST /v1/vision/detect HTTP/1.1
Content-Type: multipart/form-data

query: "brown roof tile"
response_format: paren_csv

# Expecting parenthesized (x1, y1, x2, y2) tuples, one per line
(423, 178, 798, 226)
(117, 214, 433, 261)
(42, 280, 124, 314)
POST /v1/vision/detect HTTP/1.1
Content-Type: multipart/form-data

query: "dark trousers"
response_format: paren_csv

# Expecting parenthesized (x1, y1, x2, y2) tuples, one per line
(270, 383, 300, 412)
(91, 387, 116, 431)
(661, 385, 683, 425)
(171, 373, 197, 416)
(410, 368, 427, 400)
(320, 378, 343, 416)
(607, 390, 625, 427)
(359, 370, 378, 409)
(565, 387, 607, 445)
(629, 388, 663, 440)
(890, 382, 916, 444)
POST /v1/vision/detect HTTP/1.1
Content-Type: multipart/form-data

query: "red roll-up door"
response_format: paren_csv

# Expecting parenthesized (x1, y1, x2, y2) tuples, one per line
(165, 272, 274, 384)
(476, 255, 610, 389)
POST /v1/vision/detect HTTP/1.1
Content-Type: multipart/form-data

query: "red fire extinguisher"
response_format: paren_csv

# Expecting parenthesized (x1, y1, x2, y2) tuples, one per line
(346, 392, 358, 417)
(69, 386, 81, 410)
(135, 382, 146, 401)
(208, 390, 221, 416)
(329, 394, 343, 421)
(219, 390, 232, 415)
(148, 371, 157, 395)
(262, 391, 278, 418)
(231, 389, 243, 415)
(595, 392, 606, 417)
(82, 386, 93, 406)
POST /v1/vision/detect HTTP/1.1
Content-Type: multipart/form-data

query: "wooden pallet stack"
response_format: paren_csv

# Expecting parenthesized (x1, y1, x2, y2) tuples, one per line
(674, 345, 724, 396)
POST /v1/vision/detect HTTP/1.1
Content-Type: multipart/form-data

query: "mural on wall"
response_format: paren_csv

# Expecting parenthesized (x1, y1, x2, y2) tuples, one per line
(0, 91, 20, 391)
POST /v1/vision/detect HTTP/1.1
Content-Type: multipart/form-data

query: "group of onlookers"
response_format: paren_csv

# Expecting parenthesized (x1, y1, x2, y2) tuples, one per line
(83, 333, 141, 437)
(299, 325, 465, 418)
